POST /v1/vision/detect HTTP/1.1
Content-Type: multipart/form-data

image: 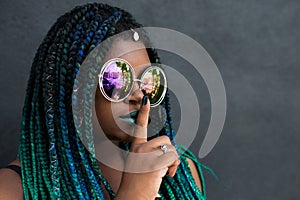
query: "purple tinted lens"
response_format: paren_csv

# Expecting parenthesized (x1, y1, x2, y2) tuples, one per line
(102, 61, 133, 101)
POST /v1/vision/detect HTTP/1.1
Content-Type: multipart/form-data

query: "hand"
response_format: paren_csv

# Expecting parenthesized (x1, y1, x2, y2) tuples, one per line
(115, 97, 180, 200)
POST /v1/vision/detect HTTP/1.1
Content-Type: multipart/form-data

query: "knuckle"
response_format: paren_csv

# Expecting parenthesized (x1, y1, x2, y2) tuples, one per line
(167, 145, 178, 156)
(130, 144, 142, 153)
(135, 146, 144, 153)
(163, 151, 177, 162)
(135, 148, 143, 153)
(160, 135, 171, 143)
(174, 159, 180, 166)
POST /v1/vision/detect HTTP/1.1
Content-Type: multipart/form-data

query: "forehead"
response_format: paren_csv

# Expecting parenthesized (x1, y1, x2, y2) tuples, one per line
(105, 39, 151, 75)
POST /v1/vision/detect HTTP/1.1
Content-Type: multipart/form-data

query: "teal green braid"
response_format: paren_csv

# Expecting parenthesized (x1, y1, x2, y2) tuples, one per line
(19, 3, 207, 199)
(147, 49, 207, 200)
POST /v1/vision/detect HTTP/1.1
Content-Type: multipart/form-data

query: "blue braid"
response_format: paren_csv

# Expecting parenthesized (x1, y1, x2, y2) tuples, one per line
(19, 3, 210, 199)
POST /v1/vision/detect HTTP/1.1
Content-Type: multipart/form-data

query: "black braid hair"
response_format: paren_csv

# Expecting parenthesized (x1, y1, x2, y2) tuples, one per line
(18, 3, 207, 199)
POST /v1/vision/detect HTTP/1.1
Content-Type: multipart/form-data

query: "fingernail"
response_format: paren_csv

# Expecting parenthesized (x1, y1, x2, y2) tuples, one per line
(142, 95, 148, 106)
(141, 89, 146, 95)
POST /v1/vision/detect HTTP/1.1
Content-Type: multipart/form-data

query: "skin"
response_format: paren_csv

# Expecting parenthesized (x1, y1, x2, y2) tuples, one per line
(94, 39, 151, 143)
(96, 39, 202, 199)
(0, 39, 202, 199)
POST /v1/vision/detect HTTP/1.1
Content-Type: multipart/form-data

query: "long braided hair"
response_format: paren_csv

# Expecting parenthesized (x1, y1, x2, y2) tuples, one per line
(18, 3, 206, 199)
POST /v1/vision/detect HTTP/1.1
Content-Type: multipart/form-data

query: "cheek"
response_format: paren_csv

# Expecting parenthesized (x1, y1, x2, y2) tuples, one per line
(95, 92, 125, 137)
(95, 93, 113, 126)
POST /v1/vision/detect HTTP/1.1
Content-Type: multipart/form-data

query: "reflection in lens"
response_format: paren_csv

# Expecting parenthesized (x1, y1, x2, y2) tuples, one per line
(101, 61, 133, 101)
(141, 67, 167, 107)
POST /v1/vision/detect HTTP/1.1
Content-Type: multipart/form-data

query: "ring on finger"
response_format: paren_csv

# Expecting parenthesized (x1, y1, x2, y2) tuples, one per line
(160, 144, 168, 154)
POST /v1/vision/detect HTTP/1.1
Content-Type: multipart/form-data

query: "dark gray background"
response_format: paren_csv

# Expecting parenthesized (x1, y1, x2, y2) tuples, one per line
(0, 0, 299, 199)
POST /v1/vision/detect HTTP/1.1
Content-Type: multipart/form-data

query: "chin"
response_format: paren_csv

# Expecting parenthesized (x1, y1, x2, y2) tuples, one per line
(107, 134, 132, 143)
(104, 128, 134, 143)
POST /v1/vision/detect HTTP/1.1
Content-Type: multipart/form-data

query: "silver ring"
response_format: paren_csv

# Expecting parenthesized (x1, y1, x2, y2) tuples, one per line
(160, 144, 168, 154)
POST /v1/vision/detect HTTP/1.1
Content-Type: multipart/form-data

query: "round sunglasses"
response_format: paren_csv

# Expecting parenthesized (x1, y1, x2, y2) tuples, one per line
(98, 58, 167, 107)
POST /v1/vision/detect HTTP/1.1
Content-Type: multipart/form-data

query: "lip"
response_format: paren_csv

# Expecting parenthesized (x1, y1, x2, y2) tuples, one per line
(119, 110, 139, 124)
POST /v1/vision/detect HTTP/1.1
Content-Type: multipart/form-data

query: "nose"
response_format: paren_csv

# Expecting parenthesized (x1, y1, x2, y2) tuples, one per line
(124, 81, 144, 106)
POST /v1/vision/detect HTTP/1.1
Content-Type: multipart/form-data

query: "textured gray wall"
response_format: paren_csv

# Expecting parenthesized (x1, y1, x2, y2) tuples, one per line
(0, 0, 299, 199)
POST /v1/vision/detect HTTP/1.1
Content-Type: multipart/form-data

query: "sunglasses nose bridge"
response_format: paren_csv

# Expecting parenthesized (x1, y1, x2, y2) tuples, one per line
(125, 80, 144, 105)
(133, 78, 143, 89)
(133, 79, 148, 96)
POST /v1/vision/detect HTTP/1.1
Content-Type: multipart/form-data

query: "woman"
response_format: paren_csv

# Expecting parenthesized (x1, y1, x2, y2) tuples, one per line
(0, 3, 206, 199)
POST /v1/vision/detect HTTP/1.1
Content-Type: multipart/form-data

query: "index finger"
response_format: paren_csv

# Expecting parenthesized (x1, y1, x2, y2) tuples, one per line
(132, 96, 150, 144)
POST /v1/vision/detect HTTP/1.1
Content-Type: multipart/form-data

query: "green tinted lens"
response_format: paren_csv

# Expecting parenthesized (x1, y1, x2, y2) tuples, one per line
(140, 67, 167, 107)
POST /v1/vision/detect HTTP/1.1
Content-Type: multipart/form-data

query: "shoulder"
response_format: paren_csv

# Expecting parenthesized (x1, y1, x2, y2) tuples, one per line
(186, 157, 203, 193)
(0, 159, 23, 200)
